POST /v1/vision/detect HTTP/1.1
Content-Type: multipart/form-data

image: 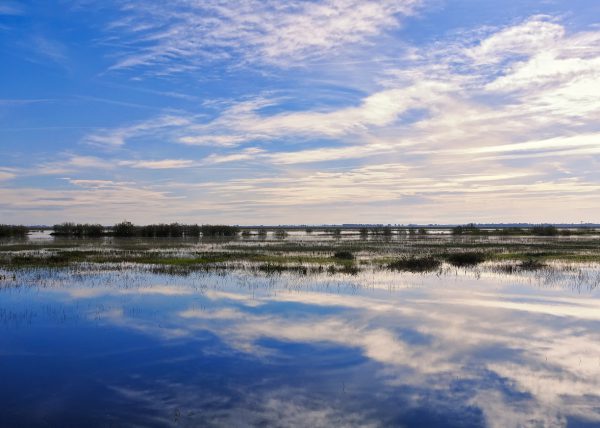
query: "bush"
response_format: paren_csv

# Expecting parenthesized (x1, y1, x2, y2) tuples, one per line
(333, 251, 354, 260)
(388, 256, 441, 272)
(447, 252, 486, 266)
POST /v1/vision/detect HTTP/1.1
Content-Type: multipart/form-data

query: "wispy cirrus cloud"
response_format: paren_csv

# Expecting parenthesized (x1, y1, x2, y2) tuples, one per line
(104, 0, 421, 73)
(83, 115, 192, 147)
(119, 159, 196, 169)
(0, 2, 24, 16)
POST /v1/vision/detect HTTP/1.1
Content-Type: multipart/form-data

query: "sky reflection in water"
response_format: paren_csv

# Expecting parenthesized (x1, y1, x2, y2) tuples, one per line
(1, 267, 599, 427)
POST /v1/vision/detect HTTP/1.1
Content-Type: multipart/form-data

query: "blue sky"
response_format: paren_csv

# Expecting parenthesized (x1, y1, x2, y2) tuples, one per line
(1, 0, 599, 225)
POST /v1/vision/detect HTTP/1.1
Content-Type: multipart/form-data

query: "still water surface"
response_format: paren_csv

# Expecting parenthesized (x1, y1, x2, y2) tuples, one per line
(1, 266, 599, 427)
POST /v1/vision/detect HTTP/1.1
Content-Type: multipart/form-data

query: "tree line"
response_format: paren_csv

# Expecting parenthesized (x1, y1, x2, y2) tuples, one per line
(51, 222, 240, 237)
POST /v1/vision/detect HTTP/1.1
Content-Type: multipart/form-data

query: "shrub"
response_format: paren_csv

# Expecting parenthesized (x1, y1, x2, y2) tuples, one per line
(388, 256, 441, 272)
(333, 251, 354, 260)
(447, 252, 486, 266)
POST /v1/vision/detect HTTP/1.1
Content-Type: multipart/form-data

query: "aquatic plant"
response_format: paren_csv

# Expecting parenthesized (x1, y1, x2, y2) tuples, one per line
(519, 259, 547, 270)
(388, 256, 441, 272)
(447, 252, 486, 266)
(333, 251, 354, 260)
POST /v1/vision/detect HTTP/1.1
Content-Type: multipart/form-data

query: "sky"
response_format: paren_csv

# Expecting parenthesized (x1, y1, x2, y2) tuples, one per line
(1, 0, 599, 225)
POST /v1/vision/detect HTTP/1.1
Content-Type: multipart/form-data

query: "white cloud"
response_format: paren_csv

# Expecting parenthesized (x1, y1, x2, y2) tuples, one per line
(106, 0, 422, 73)
(83, 115, 192, 147)
(119, 159, 196, 169)
(0, 171, 16, 181)
(467, 17, 565, 65)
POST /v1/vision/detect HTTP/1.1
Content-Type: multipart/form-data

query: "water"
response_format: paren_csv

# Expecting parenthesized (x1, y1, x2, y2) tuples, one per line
(1, 266, 599, 427)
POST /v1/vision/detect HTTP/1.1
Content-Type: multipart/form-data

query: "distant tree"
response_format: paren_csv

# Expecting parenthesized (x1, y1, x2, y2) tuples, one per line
(531, 225, 558, 236)
(201, 225, 240, 237)
(52, 223, 104, 237)
(113, 221, 137, 237)
(274, 229, 288, 239)
(0, 225, 28, 237)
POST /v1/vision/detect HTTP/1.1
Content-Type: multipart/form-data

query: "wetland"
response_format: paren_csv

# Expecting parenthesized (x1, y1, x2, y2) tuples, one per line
(1, 229, 600, 427)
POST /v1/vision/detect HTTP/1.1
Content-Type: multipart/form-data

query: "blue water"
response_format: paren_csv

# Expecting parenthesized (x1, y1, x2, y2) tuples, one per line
(1, 266, 599, 427)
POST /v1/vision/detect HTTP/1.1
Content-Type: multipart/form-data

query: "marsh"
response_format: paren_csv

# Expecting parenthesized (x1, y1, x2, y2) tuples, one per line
(1, 232, 599, 427)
